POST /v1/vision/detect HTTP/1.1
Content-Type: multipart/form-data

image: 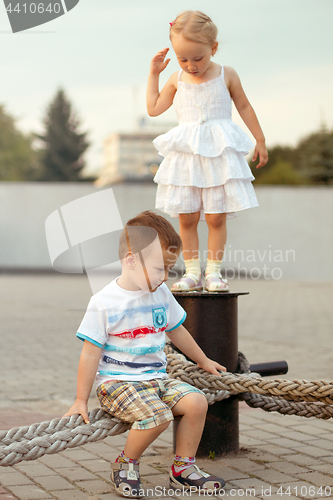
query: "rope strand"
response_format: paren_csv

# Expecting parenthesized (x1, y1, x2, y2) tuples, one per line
(1, 346, 332, 466)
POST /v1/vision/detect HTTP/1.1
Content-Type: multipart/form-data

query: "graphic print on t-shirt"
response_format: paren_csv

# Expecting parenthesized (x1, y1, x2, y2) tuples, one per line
(110, 324, 166, 339)
(102, 354, 165, 369)
(152, 307, 167, 329)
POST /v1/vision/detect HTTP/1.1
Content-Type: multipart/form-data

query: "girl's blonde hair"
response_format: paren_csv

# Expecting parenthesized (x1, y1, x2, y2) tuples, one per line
(169, 11, 218, 46)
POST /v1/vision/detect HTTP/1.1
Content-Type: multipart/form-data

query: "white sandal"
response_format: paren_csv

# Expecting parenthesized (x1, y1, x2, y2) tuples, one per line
(171, 274, 203, 292)
(205, 273, 229, 292)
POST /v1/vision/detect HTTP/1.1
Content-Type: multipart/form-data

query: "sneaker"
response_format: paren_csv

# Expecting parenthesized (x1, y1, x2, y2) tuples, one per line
(171, 274, 203, 292)
(170, 464, 225, 492)
(110, 462, 142, 498)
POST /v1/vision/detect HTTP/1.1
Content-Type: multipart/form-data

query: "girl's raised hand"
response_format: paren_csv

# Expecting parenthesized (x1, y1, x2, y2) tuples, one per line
(252, 141, 268, 169)
(150, 48, 171, 75)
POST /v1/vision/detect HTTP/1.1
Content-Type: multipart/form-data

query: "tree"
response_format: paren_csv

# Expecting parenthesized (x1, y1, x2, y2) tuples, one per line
(296, 126, 333, 185)
(253, 145, 296, 180)
(252, 125, 333, 185)
(254, 159, 305, 185)
(0, 105, 38, 181)
(37, 89, 89, 181)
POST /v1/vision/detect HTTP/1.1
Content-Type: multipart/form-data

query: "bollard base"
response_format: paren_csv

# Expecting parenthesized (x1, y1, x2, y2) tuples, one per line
(200, 397, 239, 457)
(171, 291, 248, 457)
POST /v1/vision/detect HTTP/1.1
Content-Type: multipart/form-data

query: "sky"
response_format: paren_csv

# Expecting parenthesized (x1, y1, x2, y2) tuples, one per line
(1, 0, 333, 175)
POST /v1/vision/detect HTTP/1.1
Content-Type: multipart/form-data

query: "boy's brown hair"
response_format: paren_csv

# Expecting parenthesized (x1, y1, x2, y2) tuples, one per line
(118, 211, 182, 260)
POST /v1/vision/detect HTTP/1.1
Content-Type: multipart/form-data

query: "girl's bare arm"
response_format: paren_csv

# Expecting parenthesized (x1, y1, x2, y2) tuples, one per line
(147, 48, 177, 116)
(225, 66, 268, 168)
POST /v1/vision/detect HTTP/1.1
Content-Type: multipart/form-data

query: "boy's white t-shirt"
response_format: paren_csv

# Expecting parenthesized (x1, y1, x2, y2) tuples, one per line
(77, 278, 186, 386)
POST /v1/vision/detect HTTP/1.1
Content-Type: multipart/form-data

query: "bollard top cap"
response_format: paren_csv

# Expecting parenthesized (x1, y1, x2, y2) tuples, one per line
(171, 290, 249, 297)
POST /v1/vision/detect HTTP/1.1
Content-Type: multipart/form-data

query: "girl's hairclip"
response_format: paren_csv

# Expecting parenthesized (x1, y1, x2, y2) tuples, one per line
(169, 22, 174, 26)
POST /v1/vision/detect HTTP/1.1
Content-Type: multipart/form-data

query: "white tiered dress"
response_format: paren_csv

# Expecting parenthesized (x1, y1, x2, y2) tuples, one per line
(153, 67, 258, 220)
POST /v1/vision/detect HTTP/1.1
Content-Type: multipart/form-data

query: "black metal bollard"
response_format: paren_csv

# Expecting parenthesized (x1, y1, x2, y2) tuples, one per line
(171, 291, 249, 457)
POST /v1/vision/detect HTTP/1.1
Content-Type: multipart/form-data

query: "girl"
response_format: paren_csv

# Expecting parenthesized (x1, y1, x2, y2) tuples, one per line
(147, 10, 268, 292)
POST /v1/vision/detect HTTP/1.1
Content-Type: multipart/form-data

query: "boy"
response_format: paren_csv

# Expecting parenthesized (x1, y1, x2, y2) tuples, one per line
(63, 211, 226, 497)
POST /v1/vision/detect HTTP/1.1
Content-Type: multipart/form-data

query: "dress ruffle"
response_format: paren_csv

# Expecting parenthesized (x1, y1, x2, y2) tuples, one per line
(154, 148, 255, 188)
(155, 179, 259, 221)
(153, 119, 254, 158)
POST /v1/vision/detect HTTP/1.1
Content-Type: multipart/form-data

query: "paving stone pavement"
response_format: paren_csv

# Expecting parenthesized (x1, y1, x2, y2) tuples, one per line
(0, 274, 333, 500)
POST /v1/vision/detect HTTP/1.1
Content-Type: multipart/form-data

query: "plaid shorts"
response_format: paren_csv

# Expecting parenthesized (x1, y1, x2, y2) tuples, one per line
(96, 378, 204, 430)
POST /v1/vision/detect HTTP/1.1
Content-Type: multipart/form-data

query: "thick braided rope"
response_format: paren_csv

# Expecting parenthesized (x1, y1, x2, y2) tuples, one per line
(241, 393, 333, 419)
(165, 352, 333, 404)
(0, 409, 131, 467)
(1, 349, 333, 466)
(165, 349, 333, 420)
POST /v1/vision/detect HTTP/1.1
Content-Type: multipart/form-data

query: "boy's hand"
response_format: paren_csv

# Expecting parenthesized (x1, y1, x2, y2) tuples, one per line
(197, 358, 227, 376)
(150, 48, 171, 75)
(62, 399, 90, 424)
(252, 141, 268, 168)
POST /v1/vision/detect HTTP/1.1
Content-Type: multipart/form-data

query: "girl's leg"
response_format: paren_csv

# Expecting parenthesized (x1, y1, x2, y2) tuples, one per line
(205, 213, 227, 262)
(178, 212, 200, 261)
(204, 213, 229, 292)
(172, 212, 202, 292)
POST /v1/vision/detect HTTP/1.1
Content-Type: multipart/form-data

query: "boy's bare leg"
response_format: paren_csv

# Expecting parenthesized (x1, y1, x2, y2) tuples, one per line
(172, 393, 208, 456)
(124, 422, 170, 460)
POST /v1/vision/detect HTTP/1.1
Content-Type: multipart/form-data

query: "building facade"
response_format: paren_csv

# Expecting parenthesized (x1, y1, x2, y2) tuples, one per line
(96, 132, 164, 186)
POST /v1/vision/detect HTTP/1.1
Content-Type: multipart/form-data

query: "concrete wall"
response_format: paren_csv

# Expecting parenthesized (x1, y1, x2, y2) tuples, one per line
(0, 182, 332, 280)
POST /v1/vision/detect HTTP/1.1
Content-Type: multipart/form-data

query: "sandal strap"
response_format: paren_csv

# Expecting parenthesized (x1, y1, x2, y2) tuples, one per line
(171, 274, 203, 291)
(176, 273, 201, 286)
(180, 465, 210, 479)
(205, 273, 229, 292)
(172, 464, 225, 490)
(183, 272, 200, 280)
(111, 462, 140, 481)
(111, 462, 140, 472)
(205, 272, 228, 282)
